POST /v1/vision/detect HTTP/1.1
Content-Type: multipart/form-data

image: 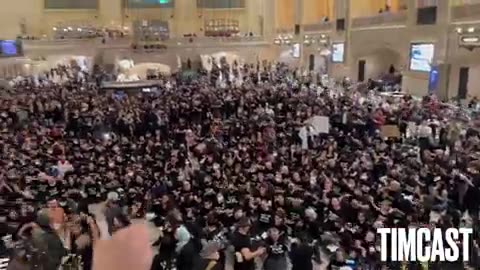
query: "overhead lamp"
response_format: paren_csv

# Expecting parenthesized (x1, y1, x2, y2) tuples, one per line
(52, 27, 57, 31)
(321, 34, 326, 38)
(468, 27, 475, 33)
(456, 27, 463, 34)
(274, 39, 281, 45)
(77, 28, 82, 32)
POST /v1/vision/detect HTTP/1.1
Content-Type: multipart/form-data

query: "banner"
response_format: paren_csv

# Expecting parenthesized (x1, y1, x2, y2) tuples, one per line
(381, 125, 401, 138)
(306, 116, 330, 135)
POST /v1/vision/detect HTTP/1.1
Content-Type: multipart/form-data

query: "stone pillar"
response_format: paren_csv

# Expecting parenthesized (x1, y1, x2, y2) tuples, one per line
(294, 0, 303, 29)
(173, 0, 199, 37)
(262, 0, 276, 38)
(99, 0, 123, 28)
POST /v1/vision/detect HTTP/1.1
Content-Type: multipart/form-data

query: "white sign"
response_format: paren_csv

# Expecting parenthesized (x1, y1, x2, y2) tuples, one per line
(306, 116, 330, 135)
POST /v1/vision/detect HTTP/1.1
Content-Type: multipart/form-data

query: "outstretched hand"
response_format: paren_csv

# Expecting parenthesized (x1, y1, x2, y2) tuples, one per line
(93, 223, 153, 270)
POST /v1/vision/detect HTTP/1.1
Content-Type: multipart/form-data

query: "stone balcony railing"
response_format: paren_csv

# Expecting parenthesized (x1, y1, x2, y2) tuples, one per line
(275, 28, 294, 35)
(351, 10, 407, 29)
(303, 21, 333, 33)
(451, 3, 480, 22)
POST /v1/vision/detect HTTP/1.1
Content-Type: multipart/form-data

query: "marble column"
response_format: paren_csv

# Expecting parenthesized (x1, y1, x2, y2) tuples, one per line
(173, 0, 199, 37)
(98, 0, 124, 28)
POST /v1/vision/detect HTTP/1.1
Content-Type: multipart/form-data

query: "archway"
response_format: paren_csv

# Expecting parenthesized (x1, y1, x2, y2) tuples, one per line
(309, 54, 315, 71)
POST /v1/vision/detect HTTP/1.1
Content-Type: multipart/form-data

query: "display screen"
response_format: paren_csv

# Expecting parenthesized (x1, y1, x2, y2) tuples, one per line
(1, 41, 17, 56)
(332, 43, 345, 63)
(45, 0, 98, 9)
(127, 0, 173, 7)
(0, 40, 22, 57)
(197, 0, 245, 8)
(409, 43, 434, 72)
(291, 43, 301, 58)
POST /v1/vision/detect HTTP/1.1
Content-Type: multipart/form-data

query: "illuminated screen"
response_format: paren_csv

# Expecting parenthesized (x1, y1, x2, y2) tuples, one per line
(128, 0, 173, 7)
(291, 43, 301, 58)
(1, 40, 18, 56)
(409, 43, 434, 72)
(332, 43, 344, 63)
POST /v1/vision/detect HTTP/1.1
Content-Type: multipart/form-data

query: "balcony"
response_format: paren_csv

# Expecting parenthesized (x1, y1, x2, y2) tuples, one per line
(351, 10, 407, 29)
(452, 3, 480, 22)
(276, 28, 295, 35)
(303, 22, 333, 33)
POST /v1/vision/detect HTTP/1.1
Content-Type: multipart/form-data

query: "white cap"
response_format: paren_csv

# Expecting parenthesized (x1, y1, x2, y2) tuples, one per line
(107, 192, 119, 201)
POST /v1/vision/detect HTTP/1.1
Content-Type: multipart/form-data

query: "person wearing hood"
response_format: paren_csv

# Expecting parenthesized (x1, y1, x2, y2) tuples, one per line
(27, 210, 66, 270)
(175, 225, 200, 270)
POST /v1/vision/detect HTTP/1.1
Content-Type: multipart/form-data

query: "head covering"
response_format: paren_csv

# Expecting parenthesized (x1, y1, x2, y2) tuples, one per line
(36, 210, 51, 230)
(175, 225, 191, 253)
(107, 192, 119, 202)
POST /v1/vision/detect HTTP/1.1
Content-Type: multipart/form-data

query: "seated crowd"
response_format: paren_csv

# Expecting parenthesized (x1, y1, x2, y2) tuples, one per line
(0, 62, 480, 270)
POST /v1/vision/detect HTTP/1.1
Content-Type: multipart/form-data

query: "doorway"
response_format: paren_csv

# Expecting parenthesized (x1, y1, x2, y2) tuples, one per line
(358, 59, 366, 82)
(458, 67, 469, 99)
(309, 54, 315, 71)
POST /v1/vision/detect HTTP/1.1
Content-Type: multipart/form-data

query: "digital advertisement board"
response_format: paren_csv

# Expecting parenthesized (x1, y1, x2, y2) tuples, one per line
(410, 43, 434, 72)
(332, 43, 345, 63)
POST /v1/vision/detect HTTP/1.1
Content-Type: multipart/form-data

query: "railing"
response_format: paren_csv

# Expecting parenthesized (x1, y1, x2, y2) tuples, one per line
(451, 3, 480, 21)
(22, 38, 132, 48)
(276, 28, 294, 35)
(21, 36, 267, 51)
(351, 10, 407, 28)
(167, 36, 264, 43)
(303, 22, 333, 32)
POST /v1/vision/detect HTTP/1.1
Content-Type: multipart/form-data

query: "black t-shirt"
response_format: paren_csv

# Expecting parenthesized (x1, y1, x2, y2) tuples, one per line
(265, 238, 287, 260)
(256, 208, 273, 231)
(232, 232, 255, 270)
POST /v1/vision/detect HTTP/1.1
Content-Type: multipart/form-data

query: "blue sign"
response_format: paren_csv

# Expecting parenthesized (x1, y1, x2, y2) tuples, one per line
(428, 65, 439, 94)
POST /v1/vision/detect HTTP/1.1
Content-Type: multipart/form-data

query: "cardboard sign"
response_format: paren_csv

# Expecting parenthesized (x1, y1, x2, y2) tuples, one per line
(381, 125, 401, 138)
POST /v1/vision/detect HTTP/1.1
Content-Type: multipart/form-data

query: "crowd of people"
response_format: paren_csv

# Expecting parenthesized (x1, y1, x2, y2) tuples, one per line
(0, 60, 480, 270)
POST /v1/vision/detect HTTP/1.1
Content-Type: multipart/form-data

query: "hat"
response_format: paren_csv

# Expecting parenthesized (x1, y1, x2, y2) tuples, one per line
(107, 192, 119, 201)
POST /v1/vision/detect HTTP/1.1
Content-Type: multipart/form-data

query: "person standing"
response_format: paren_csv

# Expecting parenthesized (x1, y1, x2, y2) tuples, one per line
(195, 242, 223, 270)
(31, 211, 67, 270)
(231, 217, 265, 270)
(104, 192, 128, 236)
(46, 199, 65, 239)
(71, 214, 99, 270)
(175, 225, 200, 270)
(263, 227, 287, 270)
(289, 235, 314, 270)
